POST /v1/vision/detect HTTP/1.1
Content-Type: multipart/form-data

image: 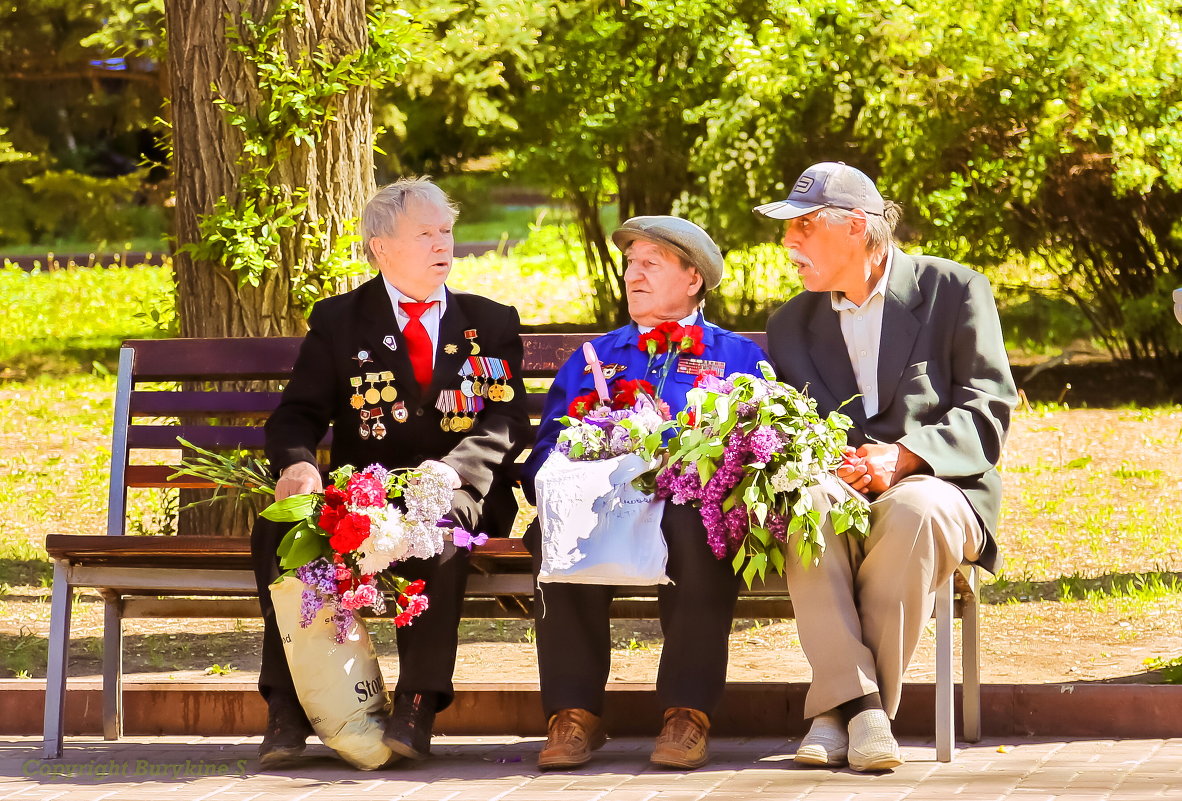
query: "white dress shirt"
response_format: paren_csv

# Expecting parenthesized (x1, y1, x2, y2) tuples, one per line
(383, 279, 448, 366)
(831, 249, 893, 417)
(637, 310, 701, 334)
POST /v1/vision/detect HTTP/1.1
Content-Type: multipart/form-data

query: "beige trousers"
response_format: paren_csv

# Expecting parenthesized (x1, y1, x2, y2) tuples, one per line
(784, 475, 984, 720)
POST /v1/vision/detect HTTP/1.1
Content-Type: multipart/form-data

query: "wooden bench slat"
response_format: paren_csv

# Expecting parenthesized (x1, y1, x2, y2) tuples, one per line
(130, 390, 283, 417)
(127, 424, 267, 450)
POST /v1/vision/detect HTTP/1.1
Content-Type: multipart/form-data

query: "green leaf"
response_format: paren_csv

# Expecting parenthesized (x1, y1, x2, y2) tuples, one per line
(278, 520, 327, 570)
(261, 493, 318, 522)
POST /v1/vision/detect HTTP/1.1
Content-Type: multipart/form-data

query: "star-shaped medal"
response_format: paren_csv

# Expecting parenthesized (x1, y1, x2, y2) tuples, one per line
(444, 343, 459, 355)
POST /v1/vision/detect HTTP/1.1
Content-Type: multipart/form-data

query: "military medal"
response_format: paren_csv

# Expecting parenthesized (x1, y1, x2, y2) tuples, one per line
(436, 389, 484, 431)
(364, 372, 381, 405)
(349, 376, 365, 410)
(464, 328, 480, 355)
(393, 401, 408, 423)
(370, 407, 387, 440)
(444, 343, 459, 355)
(353, 349, 372, 368)
(490, 358, 515, 402)
(358, 408, 372, 439)
(379, 371, 398, 402)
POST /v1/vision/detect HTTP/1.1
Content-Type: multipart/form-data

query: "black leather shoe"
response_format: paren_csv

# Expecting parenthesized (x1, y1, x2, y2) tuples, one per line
(382, 692, 438, 760)
(258, 694, 314, 769)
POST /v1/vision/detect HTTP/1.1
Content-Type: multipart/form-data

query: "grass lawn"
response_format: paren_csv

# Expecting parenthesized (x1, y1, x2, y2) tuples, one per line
(1, 263, 1180, 684)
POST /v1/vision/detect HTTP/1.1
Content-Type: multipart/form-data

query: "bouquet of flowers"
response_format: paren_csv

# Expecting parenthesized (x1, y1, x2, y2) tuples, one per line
(557, 377, 673, 462)
(654, 362, 870, 586)
(174, 442, 485, 642)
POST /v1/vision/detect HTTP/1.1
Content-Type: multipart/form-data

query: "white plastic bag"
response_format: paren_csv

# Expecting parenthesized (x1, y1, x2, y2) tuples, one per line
(270, 576, 396, 770)
(535, 451, 669, 585)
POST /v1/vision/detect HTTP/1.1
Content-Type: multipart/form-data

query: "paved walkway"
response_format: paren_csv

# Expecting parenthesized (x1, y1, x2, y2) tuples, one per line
(4, 736, 1181, 800)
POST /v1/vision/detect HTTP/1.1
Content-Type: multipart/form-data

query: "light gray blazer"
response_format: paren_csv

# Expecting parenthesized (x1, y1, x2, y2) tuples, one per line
(766, 247, 1018, 573)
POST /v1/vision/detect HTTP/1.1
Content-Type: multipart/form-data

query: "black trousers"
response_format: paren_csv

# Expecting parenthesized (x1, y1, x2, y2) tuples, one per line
(530, 502, 741, 719)
(251, 490, 482, 716)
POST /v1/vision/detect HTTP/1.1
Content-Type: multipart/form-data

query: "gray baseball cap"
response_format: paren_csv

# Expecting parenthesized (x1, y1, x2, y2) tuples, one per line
(754, 162, 885, 220)
(611, 215, 725, 290)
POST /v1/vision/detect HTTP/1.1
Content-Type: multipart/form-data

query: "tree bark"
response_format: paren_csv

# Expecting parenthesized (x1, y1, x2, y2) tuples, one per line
(164, 0, 375, 534)
(166, 0, 374, 339)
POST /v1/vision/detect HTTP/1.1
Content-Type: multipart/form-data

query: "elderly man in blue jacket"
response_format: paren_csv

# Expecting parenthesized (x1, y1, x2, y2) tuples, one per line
(521, 216, 766, 771)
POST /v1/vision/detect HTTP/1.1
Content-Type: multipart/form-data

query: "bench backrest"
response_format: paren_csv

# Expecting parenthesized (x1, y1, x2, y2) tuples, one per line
(109, 332, 769, 537)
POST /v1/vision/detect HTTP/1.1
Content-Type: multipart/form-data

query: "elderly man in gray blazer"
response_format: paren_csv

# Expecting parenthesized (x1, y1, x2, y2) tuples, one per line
(755, 162, 1018, 771)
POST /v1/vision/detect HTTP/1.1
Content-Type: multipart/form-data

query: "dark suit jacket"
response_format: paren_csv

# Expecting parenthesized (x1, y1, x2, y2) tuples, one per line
(766, 247, 1017, 573)
(264, 275, 530, 536)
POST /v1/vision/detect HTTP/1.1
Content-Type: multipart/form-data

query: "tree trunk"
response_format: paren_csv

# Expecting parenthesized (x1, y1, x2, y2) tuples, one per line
(167, 0, 374, 338)
(164, 0, 375, 535)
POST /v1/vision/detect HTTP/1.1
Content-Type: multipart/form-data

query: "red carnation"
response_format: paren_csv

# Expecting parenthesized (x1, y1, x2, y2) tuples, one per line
(677, 325, 705, 356)
(404, 579, 426, 596)
(324, 485, 347, 508)
(637, 330, 667, 356)
(328, 512, 371, 554)
(610, 378, 656, 409)
(567, 390, 601, 419)
(655, 320, 683, 338)
(318, 502, 346, 535)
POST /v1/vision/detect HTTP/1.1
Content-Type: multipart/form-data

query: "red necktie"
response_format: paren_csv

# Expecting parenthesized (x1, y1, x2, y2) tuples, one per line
(399, 301, 437, 392)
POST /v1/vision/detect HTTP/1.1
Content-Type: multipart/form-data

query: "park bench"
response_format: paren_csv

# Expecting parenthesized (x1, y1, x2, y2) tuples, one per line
(42, 334, 981, 761)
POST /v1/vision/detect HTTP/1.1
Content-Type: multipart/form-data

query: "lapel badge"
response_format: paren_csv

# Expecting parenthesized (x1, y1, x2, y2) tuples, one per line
(464, 328, 480, 355)
(382, 335, 397, 351)
(586, 362, 626, 380)
(393, 401, 408, 423)
(444, 343, 459, 355)
(353, 349, 372, 368)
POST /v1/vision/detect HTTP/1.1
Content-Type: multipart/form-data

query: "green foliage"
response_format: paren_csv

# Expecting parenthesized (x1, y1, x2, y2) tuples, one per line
(683, 0, 1182, 361)
(1144, 655, 1182, 684)
(0, 1, 166, 247)
(183, 0, 419, 308)
(0, 263, 174, 377)
(510, 0, 761, 323)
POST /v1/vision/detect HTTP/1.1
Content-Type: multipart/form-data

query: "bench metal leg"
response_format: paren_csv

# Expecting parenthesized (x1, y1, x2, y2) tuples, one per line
(42, 560, 73, 758)
(961, 567, 982, 742)
(101, 591, 124, 740)
(934, 573, 955, 763)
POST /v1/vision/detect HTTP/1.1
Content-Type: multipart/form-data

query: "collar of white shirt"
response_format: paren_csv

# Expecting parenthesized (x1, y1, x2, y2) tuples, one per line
(636, 310, 701, 334)
(830, 248, 894, 313)
(384, 279, 448, 322)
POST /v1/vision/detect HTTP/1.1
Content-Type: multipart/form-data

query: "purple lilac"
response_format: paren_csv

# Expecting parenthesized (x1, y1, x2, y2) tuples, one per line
(330, 606, 355, 644)
(723, 506, 749, 554)
(299, 588, 325, 627)
(656, 464, 703, 505)
(296, 558, 336, 596)
(748, 426, 783, 463)
(363, 463, 391, 484)
(767, 511, 789, 543)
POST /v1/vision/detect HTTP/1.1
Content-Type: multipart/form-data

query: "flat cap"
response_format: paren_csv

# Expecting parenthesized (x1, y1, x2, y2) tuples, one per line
(611, 215, 724, 290)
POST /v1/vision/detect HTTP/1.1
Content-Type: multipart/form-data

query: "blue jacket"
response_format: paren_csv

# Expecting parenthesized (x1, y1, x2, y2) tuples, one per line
(521, 315, 768, 503)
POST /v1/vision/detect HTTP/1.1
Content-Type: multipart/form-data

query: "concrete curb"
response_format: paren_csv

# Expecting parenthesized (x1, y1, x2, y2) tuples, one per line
(7, 680, 1180, 739)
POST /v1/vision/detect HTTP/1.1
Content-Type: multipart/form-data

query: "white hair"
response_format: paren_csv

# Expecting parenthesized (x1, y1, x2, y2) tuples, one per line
(361, 177, 459, 262)
(816, 200, 902, 256)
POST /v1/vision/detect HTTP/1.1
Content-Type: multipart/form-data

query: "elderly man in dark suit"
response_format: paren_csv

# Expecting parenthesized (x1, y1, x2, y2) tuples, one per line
(755, 162, 1017, 771)
(253, 177, 529, 767)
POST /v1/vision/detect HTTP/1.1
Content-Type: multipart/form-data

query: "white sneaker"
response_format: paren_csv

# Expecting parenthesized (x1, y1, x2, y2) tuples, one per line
(847, 709, 903, 772)
(794, 711, 848, 766)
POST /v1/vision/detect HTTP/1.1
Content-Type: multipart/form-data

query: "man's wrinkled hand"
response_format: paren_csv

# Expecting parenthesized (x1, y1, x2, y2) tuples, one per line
(275, 461, 322, 501)
(836, 446, 872, 495)
(853, 443, 926, 495)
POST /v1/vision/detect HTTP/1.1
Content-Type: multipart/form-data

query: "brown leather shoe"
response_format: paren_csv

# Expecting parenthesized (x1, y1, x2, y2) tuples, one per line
(537, 708, 607, 770)
(650, 707, 710, 770)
